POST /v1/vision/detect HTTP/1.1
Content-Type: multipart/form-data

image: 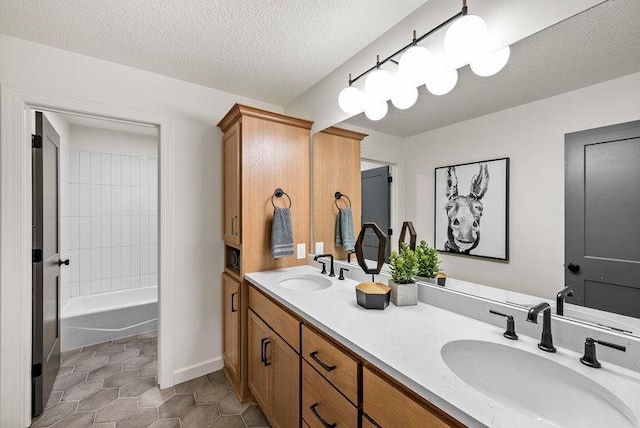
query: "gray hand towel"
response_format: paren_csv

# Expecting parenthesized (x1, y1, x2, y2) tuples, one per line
(272, 207, 294, 259)
(335, 207, 356, 252)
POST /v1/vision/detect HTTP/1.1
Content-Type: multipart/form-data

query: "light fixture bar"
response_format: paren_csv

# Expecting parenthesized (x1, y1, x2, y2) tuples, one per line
(348, 1, 468, 86)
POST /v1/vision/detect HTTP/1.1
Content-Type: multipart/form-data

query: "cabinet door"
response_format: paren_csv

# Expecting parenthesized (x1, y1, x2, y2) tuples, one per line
(222, 273, 240, 383)
(223, 121, 241, 244)
(248, 310, 270, 413)
(269, 333, 300, 428)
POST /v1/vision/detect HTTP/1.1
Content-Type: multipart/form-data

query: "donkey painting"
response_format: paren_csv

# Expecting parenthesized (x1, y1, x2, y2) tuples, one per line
(443, 163, 490, 254)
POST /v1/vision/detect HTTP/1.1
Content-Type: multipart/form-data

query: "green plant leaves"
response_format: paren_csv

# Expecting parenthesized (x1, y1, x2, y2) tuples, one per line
(415, 240, 440, 277)
(390, 242, 419, 284)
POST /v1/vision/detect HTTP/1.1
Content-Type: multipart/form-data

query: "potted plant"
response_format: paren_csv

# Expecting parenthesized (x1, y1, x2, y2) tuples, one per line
(415, 240, 443, 285)
(388, 242, 419, 306)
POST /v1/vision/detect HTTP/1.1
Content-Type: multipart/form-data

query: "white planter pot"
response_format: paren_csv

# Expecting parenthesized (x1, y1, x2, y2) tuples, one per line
(389, 279, 418, 306)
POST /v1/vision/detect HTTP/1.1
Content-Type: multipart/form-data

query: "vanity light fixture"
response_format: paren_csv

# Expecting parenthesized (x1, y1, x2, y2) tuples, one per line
(337, 0, 511, 120)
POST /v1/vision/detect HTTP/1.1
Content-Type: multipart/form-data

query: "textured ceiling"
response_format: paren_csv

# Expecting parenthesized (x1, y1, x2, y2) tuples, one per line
(344, 0, 640, 137)
(0, 0, 427, 105)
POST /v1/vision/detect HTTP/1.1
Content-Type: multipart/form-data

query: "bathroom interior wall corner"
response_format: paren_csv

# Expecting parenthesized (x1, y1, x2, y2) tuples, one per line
(0, 33, 283, 388)
(403, 71, 640, 300)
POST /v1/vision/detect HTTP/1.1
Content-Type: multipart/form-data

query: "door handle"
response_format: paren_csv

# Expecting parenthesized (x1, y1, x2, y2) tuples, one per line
(309, 403, 337, 428)
(57, 259, 70, 266)
(567, 263, 580, 273)
(261, 338, 272, 366)
(230, 292, 238, 313)
(309, 351, 337, 372)
(231, 216, 238, 236)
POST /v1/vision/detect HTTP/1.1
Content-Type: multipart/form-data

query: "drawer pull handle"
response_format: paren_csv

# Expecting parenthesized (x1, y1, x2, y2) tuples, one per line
(261, 338, 272, 366)
(310, 403, 337, 428)
(310, 351, 336, 372)
(231, 292, 238, 313)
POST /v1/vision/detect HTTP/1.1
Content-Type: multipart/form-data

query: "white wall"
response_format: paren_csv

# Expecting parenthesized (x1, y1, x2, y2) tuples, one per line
(61, 148, 159, 299)
(403, 71, 640, 299)
(0, 34, 281, 385)
(59, 125, 159, 311)
(69, 124, 158, 157)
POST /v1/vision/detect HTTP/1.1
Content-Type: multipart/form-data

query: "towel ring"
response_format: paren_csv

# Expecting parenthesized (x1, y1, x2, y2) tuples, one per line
(272, 188, 292, 208)
(334, 191, 352, 209)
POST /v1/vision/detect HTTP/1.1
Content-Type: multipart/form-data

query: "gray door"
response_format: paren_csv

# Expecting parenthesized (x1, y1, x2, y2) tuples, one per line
(32, 111, 62, 416)
(361, 166, 391, 262)
(565, 120, 640, 318)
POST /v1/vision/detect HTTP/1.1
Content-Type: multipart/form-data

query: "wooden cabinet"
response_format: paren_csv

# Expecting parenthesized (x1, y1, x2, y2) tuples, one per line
(312, 127, 367, 260)
(248, 283, 463, 428)
(222, 273, 240, 385)
(223, 121, 241, 244)
(218, 104, 313, 401)
(363, 367, 461, 428)
(302, 324, 358, 405)
(247, 311, 269, 410)
(270, 332, 300, 428)
(248, 286, 301, 428)
(302, 360, 358, 428)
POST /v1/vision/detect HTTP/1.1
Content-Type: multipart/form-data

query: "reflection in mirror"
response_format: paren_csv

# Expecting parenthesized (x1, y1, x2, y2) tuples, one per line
(361, 162, 391, 261)
(399, 221, 417, 251)
(330, 1, 640, 337)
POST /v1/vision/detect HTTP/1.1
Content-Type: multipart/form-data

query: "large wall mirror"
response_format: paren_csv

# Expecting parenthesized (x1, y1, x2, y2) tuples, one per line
(316, 0, 640, 338)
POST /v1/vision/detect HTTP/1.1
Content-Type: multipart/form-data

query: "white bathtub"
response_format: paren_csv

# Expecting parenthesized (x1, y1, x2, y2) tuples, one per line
(61, 286, 157, 351)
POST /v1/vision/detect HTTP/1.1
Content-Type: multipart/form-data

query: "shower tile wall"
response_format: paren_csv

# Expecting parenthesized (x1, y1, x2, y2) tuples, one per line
(60, 150, 158, 305)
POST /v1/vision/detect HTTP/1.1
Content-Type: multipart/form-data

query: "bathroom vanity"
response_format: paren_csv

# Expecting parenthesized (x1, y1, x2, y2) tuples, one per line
(244, 264, 640, 428)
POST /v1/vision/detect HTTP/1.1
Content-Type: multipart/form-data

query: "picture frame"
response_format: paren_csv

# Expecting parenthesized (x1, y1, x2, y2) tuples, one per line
(434, 157, 509, 261)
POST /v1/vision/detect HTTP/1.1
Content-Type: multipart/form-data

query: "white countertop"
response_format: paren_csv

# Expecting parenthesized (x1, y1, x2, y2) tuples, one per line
(245, 265, 640, 428)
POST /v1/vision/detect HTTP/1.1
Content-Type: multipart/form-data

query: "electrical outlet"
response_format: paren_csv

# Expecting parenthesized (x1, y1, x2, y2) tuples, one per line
(297, 243, 306, 259)
(315, 242, 324, 255)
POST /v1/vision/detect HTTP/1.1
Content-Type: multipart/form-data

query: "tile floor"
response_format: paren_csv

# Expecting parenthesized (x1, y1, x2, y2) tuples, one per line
(31, 331, 269, 428)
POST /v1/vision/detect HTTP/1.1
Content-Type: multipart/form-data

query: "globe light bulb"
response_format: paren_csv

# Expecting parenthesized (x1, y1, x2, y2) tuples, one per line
(391, 79, 418, 110)
(338, 86, 365, 114)
(364, 68, 395, 101)
(364, 98, 388, 121)
(398, 45, 433, 86)
(444, 14, 488, 66)
(426, 69, 458, 96)
(470, 45, 511, 77)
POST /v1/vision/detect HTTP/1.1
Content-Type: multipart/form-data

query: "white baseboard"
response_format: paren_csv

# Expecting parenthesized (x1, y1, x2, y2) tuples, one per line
(172, 356, 224, 385)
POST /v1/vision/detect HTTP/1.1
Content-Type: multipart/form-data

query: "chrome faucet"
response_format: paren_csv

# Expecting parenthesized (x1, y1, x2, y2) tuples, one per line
(526, 302, 556, 353)
(556, 286, 574, 316)
(314, 254, 335, 277)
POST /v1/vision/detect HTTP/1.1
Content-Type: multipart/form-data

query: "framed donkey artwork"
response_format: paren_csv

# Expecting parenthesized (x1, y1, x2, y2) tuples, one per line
(434, 158, 509, 260)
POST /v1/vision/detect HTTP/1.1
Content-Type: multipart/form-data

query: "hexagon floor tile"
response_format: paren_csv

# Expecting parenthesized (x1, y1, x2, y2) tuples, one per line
(30, 331, 269, 428)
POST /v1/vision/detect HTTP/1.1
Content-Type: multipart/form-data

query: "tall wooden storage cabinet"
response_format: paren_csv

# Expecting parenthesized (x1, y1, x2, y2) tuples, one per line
(218, 104, 313, 402)
(312, 127, 367, 259)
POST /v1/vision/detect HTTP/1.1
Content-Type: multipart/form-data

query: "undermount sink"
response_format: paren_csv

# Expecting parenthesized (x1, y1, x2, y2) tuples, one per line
(277, 273, 332, 291)
(441, 340, 637, 428)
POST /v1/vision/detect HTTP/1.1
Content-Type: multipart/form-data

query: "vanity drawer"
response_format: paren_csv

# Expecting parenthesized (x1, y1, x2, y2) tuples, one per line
(303, 360, 358, 428)
(363, 367, 461, 428)
(249, 285, 300, 351)
(302, 324, 358, 405)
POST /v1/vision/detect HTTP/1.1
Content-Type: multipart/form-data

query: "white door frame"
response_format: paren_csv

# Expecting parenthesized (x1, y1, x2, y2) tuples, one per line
(0, 85, 175, 427)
